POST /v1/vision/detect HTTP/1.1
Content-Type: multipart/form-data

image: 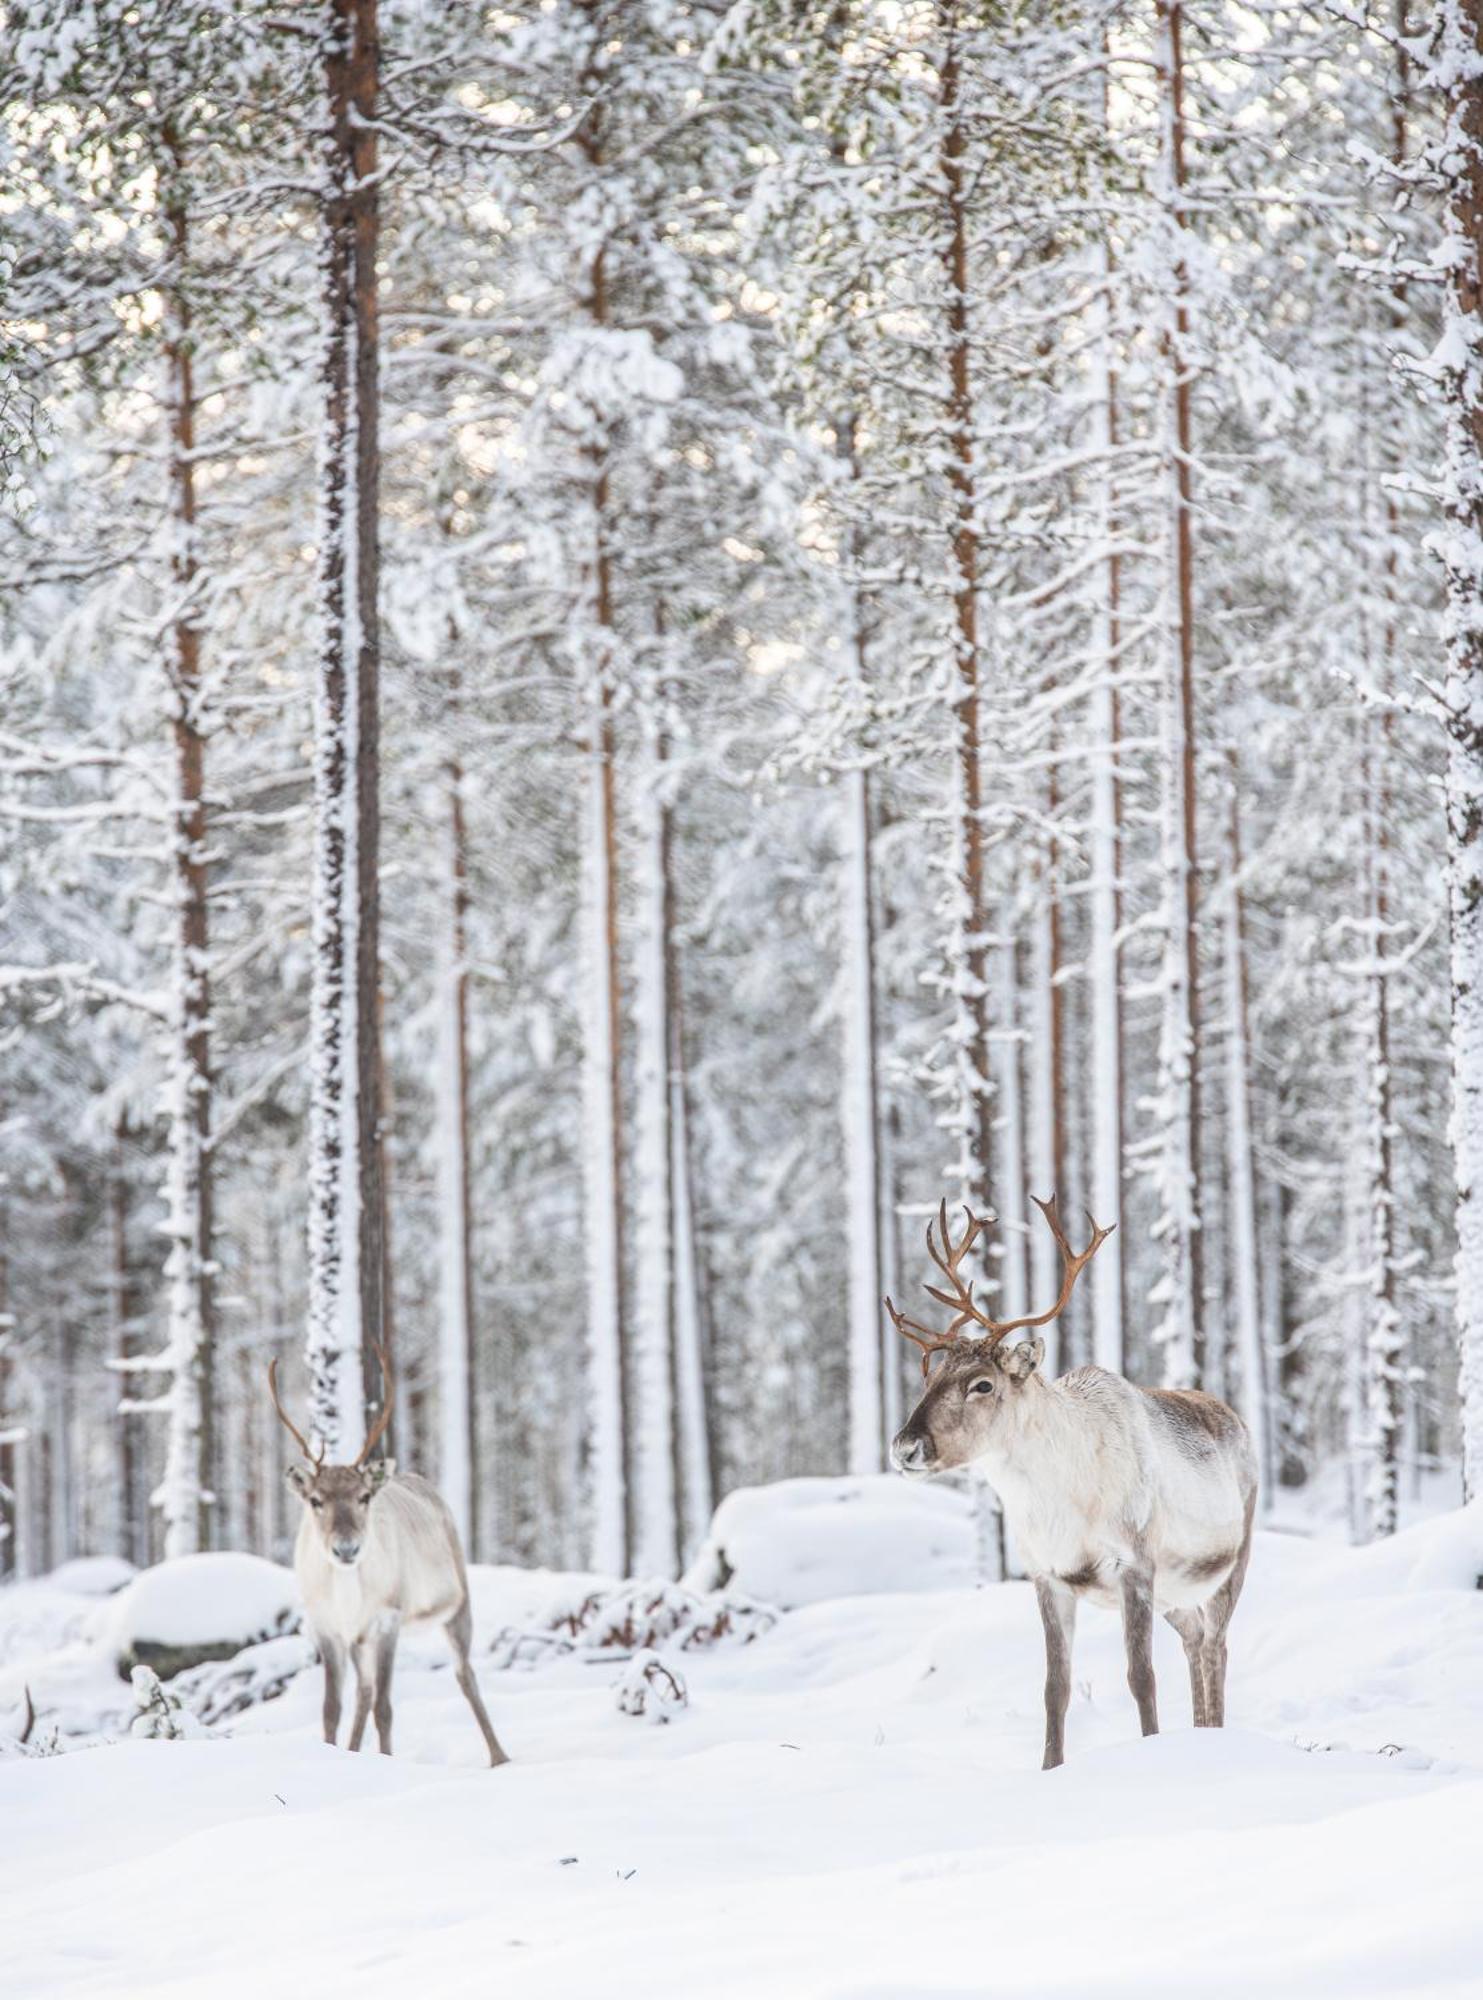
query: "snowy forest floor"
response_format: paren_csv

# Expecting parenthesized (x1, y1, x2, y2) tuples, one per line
(5, 1496, 1483, 2000)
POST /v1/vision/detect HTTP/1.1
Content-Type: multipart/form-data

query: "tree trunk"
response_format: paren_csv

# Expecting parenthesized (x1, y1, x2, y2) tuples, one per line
(437, 738, 477, 1554)
(1027, 854, 1060, 1373)
(994, 937, 1029, 1321)
(840, 423, 885, 1474)
(1153, 0, 1204, 1388)
(573, 119, 633, 1566)
(110, 1120, 146, 1567)
(940, 11, 994, 1229)
(0, 1228, 14, 1580)
(1088, 220, 1126, 1375)
(633, 671, 679, 1577)
(669, 921, 713, 1560)
(1222, 754, 1270, 1501)
(159, 147, 214, 1557)
(307, 0, 384, 1459)
(1436, 0, 1483, 1500)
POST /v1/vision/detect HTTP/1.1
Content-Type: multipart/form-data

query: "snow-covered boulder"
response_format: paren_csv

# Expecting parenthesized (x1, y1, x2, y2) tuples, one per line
(101, 1554, 300, 1682)
(48, 1556, 135, 1598)
(681, 1473, 978, 1609)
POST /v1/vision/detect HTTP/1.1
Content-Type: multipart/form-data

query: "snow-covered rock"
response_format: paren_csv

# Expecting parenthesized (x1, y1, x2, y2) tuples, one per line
(47, 1556, 135, 1599)
(681, 1473, 978, 1608)
(101, 1555, 300, 1682)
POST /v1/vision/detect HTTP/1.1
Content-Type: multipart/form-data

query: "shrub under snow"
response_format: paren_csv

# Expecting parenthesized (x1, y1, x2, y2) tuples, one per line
(492, 1578, 775, 1670)
(680, 1473, 978, 1609)
(101, 1554, 300, 1681)
(614, 1649, 687, 1724)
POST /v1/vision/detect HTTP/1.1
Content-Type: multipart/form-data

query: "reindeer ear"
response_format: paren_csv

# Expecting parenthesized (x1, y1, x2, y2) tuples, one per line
(365, 1458, 395, 1491)
(286, 1463, 313, 1497)
(1002, 1335, 1045, 1381)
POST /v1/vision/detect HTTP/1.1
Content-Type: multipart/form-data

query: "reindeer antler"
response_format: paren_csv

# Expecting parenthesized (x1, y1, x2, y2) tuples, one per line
(885, 1199, 995, 1377)
(885, 1194, 1114, 1376)
(354, 1339, 395, 1467)
(267, 1354, 324, 1467)
(983, 1196, 1115, 1342)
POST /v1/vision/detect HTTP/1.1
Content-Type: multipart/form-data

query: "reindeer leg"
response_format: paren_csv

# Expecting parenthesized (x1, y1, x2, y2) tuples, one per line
(1200, 1494, 1256, 1729)
(1164, 1608, 1209, 1727)
(1120, 1566, 1159, 1739)
(446, 1597, 509, 1768)
(318, 1632, 346, 1747)
(347, 1639, 375, 1752)
(1034, 1577, 1077, 1771)
(373, 1615, 399, 1756)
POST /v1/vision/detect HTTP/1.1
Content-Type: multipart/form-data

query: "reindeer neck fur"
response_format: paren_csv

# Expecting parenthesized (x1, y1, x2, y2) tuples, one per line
(294, 1473, 466, 1645)
(972, 1366, 1153, 1581)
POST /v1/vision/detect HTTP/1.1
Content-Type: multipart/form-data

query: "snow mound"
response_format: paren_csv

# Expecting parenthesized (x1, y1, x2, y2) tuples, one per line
(102, 1555, 300, 1681)
(681, 1472, 978, 1607)
(47, 1556, 135, 1598)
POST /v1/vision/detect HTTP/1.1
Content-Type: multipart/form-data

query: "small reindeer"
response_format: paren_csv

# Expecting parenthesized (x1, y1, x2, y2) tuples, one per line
(268, 1346, 508, 1768)
(888, 1199, 1256, 1769)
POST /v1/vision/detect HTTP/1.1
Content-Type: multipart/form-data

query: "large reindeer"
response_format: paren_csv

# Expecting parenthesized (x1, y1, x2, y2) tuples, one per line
(268, 1347, 508, 1768)
(888, 1199, 1257, 1769)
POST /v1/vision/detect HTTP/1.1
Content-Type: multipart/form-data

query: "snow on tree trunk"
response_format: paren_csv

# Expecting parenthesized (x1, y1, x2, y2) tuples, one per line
(1151, 0, 1204, 1390)
(939, 18, 994, 1228)
(436, 747, 476, 1553)
(1088, 236, 1126, 1375)
(839, 488, 884, 1471)
(633, 691, 679, 1577)
(583, 653, 630, 1575)
(1433, 0, 1483, 1501)
(1221, 756, 1269, 1503)
(841, 749, 884, 1471)
(1361, 734, 1402, 1536)
(993, 941, 1029, 1322)
(669, 967, 712, 1562)
(1027, 858, 1059, 1375)
(155, 157, 214, 1559)
(307, 0, 385, 1461)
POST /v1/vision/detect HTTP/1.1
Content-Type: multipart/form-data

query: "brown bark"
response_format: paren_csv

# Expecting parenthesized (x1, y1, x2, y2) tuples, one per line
(577, 86, 633, 1566)
(1157, 0, 1205, 1381)
(162, 131, 216, 1549)
(940, 10, 994, 1216)
(314, 0, 386, 1447)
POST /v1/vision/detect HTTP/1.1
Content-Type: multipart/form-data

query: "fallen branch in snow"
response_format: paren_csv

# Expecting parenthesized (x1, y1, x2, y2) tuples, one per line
(170, 1634, 315, 1726)
(544, 1579, 778, 1655)
(487, 1629, 578, 1673)
(614, 1649, 687, 1724)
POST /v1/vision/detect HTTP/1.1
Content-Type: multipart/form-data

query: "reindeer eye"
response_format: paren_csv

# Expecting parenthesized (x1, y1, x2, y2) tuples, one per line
(308, 1496, 324, 1509)
(968, 1379, 994, 1397)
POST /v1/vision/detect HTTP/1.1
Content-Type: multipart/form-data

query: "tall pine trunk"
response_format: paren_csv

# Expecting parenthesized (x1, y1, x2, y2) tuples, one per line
(307, 0, 385, 1458)
(633, 665, 679, 1577)
(1221, 755, 1269, 1498)
(573, 101, 633, 1568)
(158, 146, 214, 1556)
(1088, 222, 1126, 1374)
(436, 734, 477, 1552)
(1153, 0, 1204, 1388)
(840, 419, 885, 1474)
(668, 893, 712, 1559)
(1435, 0, 1483, 1500)
(940, 12, 994, 1226)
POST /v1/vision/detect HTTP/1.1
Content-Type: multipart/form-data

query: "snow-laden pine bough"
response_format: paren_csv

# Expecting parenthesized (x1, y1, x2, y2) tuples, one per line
(888, 1200, 1257, 1770)
(267, 1347, 508, 1768)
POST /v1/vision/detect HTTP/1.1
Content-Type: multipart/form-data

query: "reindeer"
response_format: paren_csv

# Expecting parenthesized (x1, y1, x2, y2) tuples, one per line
(888, 1199, 1257, 1770)
(268, 1346, 508, 1768)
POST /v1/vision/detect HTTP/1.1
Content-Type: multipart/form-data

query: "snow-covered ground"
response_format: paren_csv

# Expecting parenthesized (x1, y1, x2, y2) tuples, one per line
(4, 1482, 1483, 1999)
